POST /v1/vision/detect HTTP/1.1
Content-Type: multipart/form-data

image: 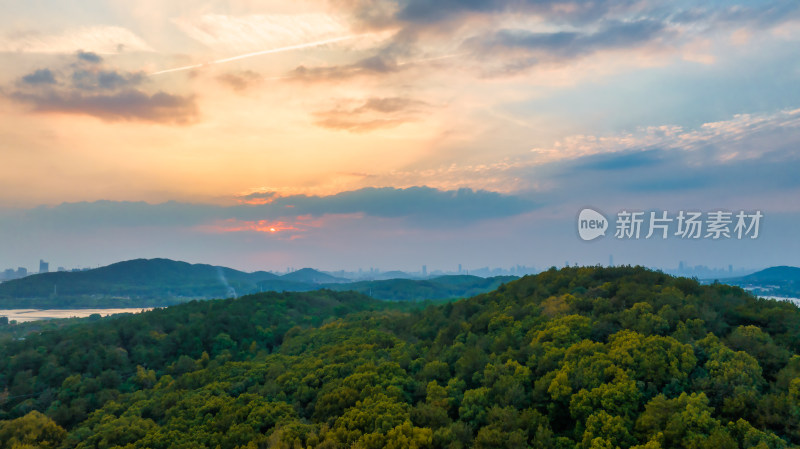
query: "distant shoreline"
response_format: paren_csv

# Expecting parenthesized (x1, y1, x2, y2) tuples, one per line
(0, 308, 153, 323)
(760, 295, 800, 306)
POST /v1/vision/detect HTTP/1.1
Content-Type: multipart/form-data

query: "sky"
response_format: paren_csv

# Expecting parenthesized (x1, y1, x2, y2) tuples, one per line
(1, 0, 799, 274)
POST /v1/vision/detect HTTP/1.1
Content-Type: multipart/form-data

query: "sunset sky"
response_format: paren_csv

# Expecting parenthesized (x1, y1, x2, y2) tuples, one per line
(1, 0, 799, 273)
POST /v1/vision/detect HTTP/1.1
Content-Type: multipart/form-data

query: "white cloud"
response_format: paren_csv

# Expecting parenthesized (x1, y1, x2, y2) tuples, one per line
(172, 13, 352, 52)
(0, 26, 154, 54)
(531, 108, 800, 164)
(360, 108, 800, 194)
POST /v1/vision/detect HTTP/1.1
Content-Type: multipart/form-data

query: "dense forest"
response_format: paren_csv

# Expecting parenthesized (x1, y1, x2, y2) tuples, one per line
(0, 266, 799, 448)
(324, 275, 517, 301)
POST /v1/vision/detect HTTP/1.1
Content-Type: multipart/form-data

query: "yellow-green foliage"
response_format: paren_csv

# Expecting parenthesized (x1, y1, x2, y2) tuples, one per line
(1, 266, 799, 448)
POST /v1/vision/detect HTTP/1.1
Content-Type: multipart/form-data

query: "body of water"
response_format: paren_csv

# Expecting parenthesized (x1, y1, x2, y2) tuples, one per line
(0, 308, 153, 323)
(760, 296, 800, 306)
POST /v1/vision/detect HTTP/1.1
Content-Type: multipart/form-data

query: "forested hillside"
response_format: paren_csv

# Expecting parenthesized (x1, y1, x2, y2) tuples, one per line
(325, 275, 517, 301)
(1, 266, 799, 448)
(0, 258, 516, 308)
(0, 259, 280, 307)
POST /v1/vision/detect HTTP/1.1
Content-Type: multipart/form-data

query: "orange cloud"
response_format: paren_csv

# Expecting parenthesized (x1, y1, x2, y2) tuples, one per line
(239, 198, 275, 205)
(194, 213, 365, 237)
(197, 219, 298, 234)
(235, 191, 279, 205)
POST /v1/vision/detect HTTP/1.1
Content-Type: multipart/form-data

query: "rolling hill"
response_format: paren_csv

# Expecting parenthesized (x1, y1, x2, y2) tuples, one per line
(735, 266, 800, 283)
(0, 259, 277, 305)
(281, 268, 349, 284)
(0, 259, 517, 308)
(722, 265, 800, 298)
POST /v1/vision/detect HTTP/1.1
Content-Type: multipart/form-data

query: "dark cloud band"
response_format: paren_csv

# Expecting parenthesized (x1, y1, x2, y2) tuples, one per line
(11, 187, 538, 231)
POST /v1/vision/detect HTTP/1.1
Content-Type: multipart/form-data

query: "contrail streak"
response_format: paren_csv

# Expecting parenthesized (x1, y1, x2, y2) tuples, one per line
(149, 35, 358, 76)
(258, 53, 464, 81)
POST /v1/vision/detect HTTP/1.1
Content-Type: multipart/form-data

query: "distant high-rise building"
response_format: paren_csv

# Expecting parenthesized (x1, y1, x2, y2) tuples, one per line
(679, 261, 685, 272)
(39, 259, 49, 274)
(58, 267, 66, 272)
(609, 255, 614, 267)
(422, 265, 427, 277)
(458, 264, 462, 274)
(16, 267, 27, 277)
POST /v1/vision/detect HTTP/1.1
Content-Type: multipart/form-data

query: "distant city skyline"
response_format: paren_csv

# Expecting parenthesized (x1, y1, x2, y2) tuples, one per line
(0, 256, 768, 282)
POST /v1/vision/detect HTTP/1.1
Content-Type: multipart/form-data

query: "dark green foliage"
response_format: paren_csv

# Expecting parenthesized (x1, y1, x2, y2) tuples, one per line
(0, 289, 393, 425)
(0, 266, 799, 448)
(326, 275, 518, 301)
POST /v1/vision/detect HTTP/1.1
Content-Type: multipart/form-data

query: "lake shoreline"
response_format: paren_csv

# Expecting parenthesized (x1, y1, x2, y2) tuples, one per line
(0, 308, 154, 323)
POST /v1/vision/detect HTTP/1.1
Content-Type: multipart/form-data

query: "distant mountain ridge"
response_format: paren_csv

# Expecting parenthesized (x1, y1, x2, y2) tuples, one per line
(735, 266, 800, 283)
(0, 258, 516, 308)
(0, 259, 277, 303)
(281, 268, 349, 284)
(721, 265, 800, 299)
